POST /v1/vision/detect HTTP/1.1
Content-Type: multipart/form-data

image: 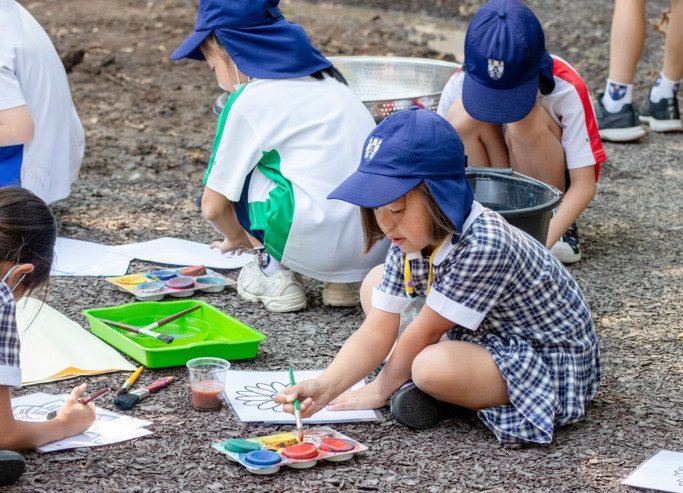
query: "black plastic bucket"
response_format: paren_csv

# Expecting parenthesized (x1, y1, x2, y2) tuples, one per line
(466, 167, 562, 245)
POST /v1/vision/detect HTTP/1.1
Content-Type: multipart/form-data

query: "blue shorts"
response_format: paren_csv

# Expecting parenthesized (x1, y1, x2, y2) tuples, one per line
(233, 171, 265, 244)
(0, 145, 23, 187)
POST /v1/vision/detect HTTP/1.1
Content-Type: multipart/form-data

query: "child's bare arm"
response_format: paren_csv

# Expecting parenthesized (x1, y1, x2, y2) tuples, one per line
(546, 166, 597, 247)
(201, 187, 252, 253)
(0, 384, 95, 450)
(0, 105, 34, 146)
(274, 308, 399, 417)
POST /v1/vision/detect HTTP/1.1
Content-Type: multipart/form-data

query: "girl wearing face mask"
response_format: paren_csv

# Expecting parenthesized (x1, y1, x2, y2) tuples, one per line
(171, 0, 387, 313)
(0, 187, 95, 487)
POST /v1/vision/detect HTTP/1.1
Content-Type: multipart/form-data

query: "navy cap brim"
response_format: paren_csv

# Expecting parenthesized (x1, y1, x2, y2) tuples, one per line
(328, 170, 422, 208)
(171, 30, 213, 61)
(462, 72, 538, 124)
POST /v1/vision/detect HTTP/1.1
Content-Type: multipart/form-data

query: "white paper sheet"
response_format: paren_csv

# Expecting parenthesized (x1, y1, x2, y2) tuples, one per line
(223, 370, 383, 424)
(51, 237, 132, 276)
(110, 237, 252, 270)
(622, 451, 683, 493)
(11, 392, 152, 453)
(17, 297, 137, 385)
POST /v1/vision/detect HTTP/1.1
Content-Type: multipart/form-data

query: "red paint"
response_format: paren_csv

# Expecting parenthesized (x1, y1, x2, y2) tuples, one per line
(281, 443, 318, 460)
(191, 380, 224, 411)
(180, 265, 206, 276)
(167, 276, 195, 289)
(319, 438, 355, 453)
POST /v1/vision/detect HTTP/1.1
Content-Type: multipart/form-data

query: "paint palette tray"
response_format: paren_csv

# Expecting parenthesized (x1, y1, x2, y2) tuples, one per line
(212, 427, 367, 475)
(106, 265, 236, 301)
(83, 300, 266, 368)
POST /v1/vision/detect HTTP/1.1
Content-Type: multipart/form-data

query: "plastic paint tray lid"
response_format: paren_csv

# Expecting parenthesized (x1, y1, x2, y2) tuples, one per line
(82, 300, 266, 368)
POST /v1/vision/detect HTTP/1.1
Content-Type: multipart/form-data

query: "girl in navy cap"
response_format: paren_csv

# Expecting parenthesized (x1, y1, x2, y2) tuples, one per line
(171, 0, 387, 312)
(437, 0, 605, 265)
(276, 108, 601, 444)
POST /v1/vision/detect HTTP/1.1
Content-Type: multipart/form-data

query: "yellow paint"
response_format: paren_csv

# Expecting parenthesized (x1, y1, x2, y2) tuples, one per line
(254, 432, 299, 450)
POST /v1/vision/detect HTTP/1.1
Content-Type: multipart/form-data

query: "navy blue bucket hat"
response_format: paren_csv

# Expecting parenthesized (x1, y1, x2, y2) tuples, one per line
(462, 0, 555, 124)
(171, 0, 332, 79)
(329, 107, 474, 234)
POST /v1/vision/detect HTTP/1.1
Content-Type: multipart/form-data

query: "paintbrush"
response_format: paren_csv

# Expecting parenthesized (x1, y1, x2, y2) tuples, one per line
(100, 318, 175, 344)
(139, 305, 201, 332)
(288, 368, 304, 442)
(113, 376, 176, 410)
(46, 387, 110, 420)
(114, 366, 145, 396)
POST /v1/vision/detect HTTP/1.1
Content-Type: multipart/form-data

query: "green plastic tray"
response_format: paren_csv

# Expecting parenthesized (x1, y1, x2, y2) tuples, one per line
(83, 300, 266, 368)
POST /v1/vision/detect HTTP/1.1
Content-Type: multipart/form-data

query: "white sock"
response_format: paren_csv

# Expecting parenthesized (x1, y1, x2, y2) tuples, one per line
(602, 79, 633, 113)
(649, 73, 680, 103)
(255, 249, 287, 277)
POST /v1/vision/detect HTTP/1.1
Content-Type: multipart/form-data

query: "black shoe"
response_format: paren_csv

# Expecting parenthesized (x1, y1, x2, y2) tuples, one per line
(390, 383, 471, 430)
(0, 451, 26, 486)
(550, 222, 582, 264)
(593, 94, 646, 142)
(639, 96, 683, 133)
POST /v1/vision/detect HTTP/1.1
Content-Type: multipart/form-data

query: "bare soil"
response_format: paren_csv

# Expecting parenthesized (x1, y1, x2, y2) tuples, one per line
(8, 0, 683, 491)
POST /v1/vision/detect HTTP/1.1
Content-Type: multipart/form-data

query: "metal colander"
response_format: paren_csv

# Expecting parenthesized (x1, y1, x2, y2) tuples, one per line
(329, 56, 461, 122)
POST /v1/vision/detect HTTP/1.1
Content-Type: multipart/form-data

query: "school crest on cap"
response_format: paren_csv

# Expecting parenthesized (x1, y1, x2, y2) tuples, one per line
(487, 59, 504, 80)
(364, 137, 382, 160)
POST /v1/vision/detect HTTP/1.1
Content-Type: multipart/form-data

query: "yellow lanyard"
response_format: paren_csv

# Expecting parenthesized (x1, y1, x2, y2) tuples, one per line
(404, 242, 442, 297)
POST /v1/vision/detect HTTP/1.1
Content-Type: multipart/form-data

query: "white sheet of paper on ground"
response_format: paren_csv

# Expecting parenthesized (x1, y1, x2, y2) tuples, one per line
(622, 450, 683, 493)
(110, 237, 251, 270)
(17, 297, 137, 385)
(223, 370, 383, 424)
(11, 392, 152, 453)
(51, 237, 132, 276)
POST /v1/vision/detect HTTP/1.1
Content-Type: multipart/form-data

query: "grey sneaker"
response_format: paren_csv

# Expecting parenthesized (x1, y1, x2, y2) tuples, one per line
(0, 451, 25, 486)
(639, 97, 683, 133)
(390, 383, 472, 430)
(593, 94, 647, 142)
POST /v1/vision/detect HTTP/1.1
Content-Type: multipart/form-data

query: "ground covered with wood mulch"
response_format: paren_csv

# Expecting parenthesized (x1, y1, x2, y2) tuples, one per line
(8, 0, 682, 491)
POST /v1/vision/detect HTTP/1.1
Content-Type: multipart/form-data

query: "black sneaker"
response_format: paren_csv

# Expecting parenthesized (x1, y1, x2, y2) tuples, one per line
(593, 94, 647, 142)
(639, 97, 683, 133)
(390, 383, 472, 430)
(0, 451, 26, 486)
(550, 223, 581, 264)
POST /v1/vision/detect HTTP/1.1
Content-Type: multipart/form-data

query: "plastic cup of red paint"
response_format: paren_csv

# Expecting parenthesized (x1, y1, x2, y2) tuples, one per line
(187, 357, 230, 411)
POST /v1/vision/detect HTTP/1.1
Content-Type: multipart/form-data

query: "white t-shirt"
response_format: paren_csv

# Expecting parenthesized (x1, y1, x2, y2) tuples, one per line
(206, 77, 388, 282)
(0, 0, 84, 203)
(437, 55, 605, 171)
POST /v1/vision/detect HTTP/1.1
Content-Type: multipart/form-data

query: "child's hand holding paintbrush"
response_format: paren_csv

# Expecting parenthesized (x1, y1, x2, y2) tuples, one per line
(45, 384, 97, 435)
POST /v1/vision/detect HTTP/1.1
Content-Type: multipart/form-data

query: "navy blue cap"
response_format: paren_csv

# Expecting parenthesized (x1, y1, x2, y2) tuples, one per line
(171, 0, 332, 79)
(462, 0, 555, 123)
(329, 107, 474, 234)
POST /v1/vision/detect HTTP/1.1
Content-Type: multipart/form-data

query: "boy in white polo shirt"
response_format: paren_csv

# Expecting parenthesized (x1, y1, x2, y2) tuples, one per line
(172, 0, 387, 312)
(0, 0, 84, 203)
(437, 0, 605, 265)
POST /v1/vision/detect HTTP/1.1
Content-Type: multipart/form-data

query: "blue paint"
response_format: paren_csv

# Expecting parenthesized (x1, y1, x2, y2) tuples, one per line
(136, 281, 164, 293)
(146, 269, 177, 281)
(243, 450, 281, 467)
(195, 276, 225, 285)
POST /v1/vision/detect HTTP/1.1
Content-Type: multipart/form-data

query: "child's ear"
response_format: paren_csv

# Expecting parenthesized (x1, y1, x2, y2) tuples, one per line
(8, 263, 34, 285)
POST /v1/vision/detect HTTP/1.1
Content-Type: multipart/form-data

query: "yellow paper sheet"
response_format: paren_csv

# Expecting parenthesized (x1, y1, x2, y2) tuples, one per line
(17, 297, 136, 385)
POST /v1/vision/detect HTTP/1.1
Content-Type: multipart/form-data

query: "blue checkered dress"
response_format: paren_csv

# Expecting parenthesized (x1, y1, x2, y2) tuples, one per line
(373, 203, 601, 444)
(0, 281, 21, 387)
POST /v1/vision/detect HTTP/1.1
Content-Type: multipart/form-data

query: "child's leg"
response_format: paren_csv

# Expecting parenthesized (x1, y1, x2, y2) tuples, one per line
(504, 102, 566, 193)
(607, 0, 646, 87)
(663, 0, 683, 82)
(445, 98, 510, 167)
(411, 341, 509, 409)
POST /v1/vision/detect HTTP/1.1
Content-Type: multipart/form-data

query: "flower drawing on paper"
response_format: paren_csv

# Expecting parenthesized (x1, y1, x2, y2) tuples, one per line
(235, 381, 290, 411)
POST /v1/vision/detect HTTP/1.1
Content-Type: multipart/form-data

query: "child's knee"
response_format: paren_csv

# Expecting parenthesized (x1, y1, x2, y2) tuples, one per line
(505, 103, 561, 144)
(411, 346, 448, 393)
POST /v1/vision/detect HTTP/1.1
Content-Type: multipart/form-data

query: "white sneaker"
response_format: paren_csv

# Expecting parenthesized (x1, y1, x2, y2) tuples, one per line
(550, 224, 582, 264)
(322, 282, 361, 307)
(237, 262, 307, 312)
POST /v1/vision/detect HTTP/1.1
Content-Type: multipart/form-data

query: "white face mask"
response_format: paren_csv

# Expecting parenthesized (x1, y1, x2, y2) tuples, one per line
(231, 63, 251, 92)
(1, 264, 27, 295)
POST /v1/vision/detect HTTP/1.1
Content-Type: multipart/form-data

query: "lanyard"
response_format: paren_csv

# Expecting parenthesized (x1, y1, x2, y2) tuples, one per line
(404, 242, 442, 298)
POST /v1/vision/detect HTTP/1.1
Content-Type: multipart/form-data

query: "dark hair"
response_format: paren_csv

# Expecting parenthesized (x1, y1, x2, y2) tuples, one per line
(199, 34, 348, 85)
(359, 182, 455, 253)
(0, 187, 57, 291)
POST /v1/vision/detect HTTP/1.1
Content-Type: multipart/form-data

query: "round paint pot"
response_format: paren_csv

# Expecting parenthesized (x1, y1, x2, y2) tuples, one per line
(136, 281, 164, 293)
(243, 449, 281, 467)
(282, 443, 318, 461)
(180, 265, 206, 277)
(166, 276, 195, 290)
(319, 438, 355, 453)
(223, 439, 261, 454)
(196, 276, 226, 293)
(146, 269, 177, 281)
